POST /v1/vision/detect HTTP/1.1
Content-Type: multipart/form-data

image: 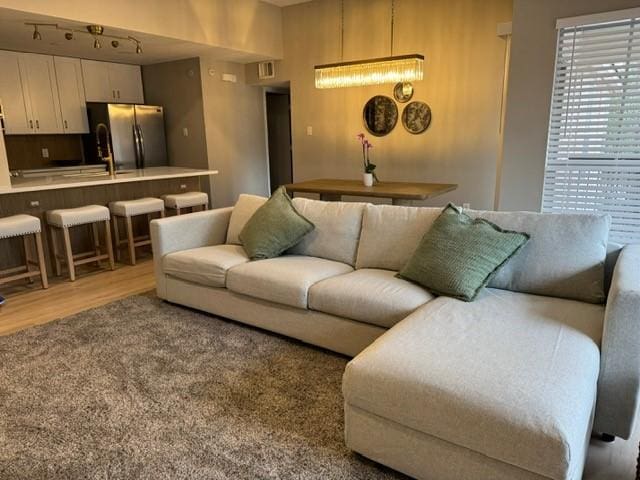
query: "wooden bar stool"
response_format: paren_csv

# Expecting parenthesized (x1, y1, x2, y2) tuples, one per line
(0, 214, 48, 289)
(47, 205, 115, 282)
(162, 191, 209, 215)
(109, 198, 165, 265)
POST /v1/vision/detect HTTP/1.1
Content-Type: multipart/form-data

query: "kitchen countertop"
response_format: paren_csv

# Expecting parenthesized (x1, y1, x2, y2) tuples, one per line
(1, 167, 218, 194)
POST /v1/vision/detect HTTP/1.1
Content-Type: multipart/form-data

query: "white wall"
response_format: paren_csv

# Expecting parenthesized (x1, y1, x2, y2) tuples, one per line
(0, 0, 283, 61)
(199, 58, 270, 207)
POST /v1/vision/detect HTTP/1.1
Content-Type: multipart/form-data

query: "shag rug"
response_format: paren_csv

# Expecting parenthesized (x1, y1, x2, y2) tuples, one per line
(0, 295, 407, 479)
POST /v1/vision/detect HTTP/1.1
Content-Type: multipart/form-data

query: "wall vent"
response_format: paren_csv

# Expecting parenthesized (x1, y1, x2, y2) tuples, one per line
(258, 61, 275, 80)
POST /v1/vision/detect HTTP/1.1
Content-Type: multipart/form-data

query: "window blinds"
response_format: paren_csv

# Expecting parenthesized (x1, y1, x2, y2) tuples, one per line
(543, 14, 640, 244)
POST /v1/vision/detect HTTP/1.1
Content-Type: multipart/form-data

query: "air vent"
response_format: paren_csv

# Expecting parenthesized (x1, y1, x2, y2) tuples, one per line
(258, 61, 275, 80)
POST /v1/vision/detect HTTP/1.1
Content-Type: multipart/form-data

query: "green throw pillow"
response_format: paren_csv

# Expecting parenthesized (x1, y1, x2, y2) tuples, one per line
(397, 204, 530, 302)
(239, 187, 314, 260)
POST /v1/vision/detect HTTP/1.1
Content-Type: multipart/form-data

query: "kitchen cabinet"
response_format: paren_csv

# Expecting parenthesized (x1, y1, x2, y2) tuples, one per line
(0, 50, 33, 134)
(53, 57, 89, 134)
(81, 60, 144, 104)
(18, 53, 64, 134)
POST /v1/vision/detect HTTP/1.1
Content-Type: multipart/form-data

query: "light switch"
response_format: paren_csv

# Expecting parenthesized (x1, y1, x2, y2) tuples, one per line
(183, 127, 189, 137)
(306, 126, 313, 136)
(222, 73, 237, 83)
(41, 148, 49, 158)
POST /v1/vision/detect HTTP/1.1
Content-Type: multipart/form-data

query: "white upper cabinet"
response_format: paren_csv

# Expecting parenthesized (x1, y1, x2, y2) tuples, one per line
(18, 53, 64, 134)
(81, 60, 144, 104)
(53, 57, 89, 134)
(0, 50, 34, 134)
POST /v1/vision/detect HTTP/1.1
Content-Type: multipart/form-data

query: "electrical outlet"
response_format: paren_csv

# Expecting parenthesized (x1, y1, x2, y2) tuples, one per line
(306, 126, 313, 136)
(41, 148, 49, 158)
(182, 127, 189, 137)
(180, 184, 187, 190)
(30, 200, 40, 207)
(462, 203, 471, 210)
(222, 73, 237, 83)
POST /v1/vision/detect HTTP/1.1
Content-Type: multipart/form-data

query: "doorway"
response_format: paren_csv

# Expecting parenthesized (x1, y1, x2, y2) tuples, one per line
(265, 90, 293, 193)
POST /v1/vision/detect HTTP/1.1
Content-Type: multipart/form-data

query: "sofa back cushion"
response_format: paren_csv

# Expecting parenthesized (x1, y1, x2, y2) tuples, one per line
(226, 194, 267, 244)
(356, 204, 441, 271)
(288, 197, 366, 266)
(468, 209, 611, 304)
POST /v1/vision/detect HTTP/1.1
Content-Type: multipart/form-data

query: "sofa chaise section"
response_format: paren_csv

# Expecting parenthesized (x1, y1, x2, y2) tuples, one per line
(343, 289, 605, 480)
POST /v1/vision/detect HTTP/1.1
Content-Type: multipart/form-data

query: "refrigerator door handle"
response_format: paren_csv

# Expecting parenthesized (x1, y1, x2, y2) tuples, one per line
(132, 124, 141, 169)
(137, 124, 146, 169)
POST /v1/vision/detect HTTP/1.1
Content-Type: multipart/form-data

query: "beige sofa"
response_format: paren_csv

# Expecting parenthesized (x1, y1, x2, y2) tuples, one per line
(150, 195, 640, 480)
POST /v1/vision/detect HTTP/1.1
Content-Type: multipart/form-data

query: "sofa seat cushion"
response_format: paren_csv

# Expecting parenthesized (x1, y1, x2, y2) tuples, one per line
(343, 289, 604, 480)
(309, 269, 435, 328)
(163, 244, 249, 288)
(226, 255, 353, 309)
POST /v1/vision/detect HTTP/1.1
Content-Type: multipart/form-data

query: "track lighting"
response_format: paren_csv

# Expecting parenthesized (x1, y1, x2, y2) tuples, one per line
(25, 22, 142, 54)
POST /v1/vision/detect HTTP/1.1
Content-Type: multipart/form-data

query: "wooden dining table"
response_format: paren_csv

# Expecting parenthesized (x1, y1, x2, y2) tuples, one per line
(284, 178, 458, 205)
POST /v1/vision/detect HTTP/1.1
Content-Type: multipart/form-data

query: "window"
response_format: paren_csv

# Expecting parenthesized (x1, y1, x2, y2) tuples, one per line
(543, 9, 640, 243)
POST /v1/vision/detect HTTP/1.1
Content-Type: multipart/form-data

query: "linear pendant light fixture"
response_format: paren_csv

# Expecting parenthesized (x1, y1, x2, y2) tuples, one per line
(314, 0, 424, 89)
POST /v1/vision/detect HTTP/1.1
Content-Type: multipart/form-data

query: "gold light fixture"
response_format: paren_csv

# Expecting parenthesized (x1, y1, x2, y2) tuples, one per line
(314, 0, 424, 89)
(25, 22, 142, 54)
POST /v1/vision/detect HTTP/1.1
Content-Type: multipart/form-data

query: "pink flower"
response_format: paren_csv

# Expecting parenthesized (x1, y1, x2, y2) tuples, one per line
(364, 140, 373, 149)
(357, 133, 365, 144)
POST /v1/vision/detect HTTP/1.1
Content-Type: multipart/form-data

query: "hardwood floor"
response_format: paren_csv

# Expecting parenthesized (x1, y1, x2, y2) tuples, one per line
(0, 259, 155, 336)
(0, 260, 637, 479)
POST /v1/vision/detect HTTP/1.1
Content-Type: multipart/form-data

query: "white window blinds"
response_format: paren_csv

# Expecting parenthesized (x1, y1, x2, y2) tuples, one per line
(543, 13, 640, 244)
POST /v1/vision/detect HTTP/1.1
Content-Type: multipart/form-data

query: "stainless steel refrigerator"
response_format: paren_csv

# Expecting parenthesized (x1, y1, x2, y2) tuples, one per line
(85, 103, 168, 170)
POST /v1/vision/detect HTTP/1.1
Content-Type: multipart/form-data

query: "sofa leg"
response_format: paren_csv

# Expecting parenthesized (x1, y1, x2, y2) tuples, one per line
(600, 433, 616, 443)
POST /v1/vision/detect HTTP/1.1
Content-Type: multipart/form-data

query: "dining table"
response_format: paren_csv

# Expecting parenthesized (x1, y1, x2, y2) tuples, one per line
(284, 178, 458, 205)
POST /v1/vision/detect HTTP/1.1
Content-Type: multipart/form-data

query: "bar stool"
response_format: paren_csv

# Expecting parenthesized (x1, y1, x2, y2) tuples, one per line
(162, 191, 209, 215)
(0, 214, 48, 289)
(47, 205, 115, 282)
(109, 197, 165, 265)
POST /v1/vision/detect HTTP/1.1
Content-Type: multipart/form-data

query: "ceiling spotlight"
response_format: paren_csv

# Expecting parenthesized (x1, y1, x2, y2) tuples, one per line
(111, 40, 119, 48)
(135, 43, 142, 54)
(32, 26, 41, 40)
(64, 32, 73, 40)
(93, 37, 101, 49)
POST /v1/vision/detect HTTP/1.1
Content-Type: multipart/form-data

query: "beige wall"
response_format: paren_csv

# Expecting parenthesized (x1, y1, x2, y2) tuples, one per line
(249, 0, 512, 209)
(499, 0, 640, 211)
(199, 57, 270, 207)
(0, 0, 283, 60)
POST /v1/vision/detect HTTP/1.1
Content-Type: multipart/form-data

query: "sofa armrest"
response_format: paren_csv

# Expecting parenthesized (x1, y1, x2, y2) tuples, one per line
(594, 244, 640, 439)
(150, 207, 233, 298)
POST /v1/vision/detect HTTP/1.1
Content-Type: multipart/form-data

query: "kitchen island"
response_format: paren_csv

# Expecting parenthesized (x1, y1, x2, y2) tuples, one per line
(0, 166, 218, 270)
(3, 166, 218, 194)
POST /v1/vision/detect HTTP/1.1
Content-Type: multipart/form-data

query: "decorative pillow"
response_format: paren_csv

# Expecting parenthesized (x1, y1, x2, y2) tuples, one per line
(226, 194, 267, 245)
(239, 187, 314, 260)
(397, 204, 530, 302)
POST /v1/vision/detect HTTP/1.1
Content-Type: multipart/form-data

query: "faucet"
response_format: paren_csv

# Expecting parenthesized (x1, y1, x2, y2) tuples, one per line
(96, 123, 115, 177)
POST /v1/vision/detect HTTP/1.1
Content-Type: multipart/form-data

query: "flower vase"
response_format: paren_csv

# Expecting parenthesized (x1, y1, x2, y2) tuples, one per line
(363, 173, 374, 187)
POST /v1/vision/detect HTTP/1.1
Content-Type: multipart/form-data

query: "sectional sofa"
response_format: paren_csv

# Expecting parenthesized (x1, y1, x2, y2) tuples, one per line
(150, 194, 640, 480)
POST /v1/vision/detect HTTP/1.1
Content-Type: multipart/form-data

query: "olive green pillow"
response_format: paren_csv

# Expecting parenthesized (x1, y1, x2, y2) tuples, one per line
(239, 187, 314, 260)
(397, 204, 530, 301)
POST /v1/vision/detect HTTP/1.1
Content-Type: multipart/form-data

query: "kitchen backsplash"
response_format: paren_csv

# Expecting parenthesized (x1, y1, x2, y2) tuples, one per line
(5, 134, 85, 171)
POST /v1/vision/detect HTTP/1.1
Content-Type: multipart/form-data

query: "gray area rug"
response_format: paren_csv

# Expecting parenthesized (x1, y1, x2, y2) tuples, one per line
(0, 295, 406, 479)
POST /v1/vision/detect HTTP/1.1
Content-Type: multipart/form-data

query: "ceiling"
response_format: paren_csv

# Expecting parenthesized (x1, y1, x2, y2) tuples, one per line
(262, 0, 312, 6)
(0, 8, 270, 65)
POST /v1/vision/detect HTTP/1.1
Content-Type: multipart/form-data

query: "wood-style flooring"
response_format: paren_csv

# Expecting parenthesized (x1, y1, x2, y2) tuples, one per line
(0, 260, 636, 479)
